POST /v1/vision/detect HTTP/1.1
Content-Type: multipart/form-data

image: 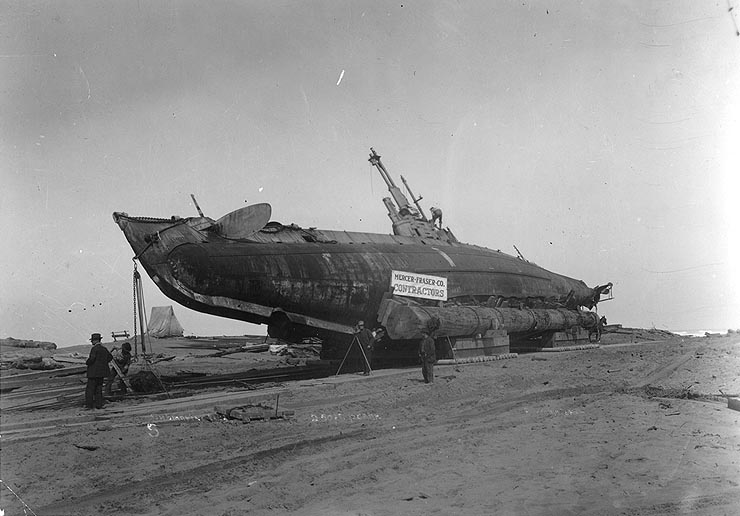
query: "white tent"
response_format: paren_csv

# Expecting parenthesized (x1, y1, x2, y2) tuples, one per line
(147, 306, 184, 338)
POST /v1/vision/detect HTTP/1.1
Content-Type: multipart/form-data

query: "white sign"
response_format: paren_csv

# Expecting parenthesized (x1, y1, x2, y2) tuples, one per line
(390, 270, 448, 301)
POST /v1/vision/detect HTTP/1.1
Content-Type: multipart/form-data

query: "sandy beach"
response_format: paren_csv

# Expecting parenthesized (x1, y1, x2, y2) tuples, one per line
(1, 331, 739, 515)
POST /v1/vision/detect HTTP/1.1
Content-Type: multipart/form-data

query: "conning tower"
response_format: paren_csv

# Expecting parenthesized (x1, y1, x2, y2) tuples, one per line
(368, 148, 456, 243)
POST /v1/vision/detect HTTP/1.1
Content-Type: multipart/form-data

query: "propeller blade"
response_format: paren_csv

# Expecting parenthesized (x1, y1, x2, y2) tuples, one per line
(215, 203, 272, 239)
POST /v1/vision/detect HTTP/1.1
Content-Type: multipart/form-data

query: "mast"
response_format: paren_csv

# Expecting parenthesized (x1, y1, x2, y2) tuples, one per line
(368, 148, 417, 216)
(190, 194, 205, 217)
(400, 175, 429, 222)
(368, 147, 456, 242)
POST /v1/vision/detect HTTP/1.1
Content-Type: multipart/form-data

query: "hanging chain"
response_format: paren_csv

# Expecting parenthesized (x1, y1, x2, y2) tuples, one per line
(132, 260, 139, 358)
(129, 259, 170, 397)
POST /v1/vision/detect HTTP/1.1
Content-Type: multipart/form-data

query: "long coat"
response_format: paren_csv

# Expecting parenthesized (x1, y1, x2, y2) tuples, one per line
(86, 343, 112, 378)
(419, 334, 436, 362)
(356, 328, 375, 354)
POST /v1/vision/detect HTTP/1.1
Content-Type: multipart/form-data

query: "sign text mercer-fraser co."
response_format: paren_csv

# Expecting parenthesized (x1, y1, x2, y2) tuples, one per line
(390, 270, 447, 301)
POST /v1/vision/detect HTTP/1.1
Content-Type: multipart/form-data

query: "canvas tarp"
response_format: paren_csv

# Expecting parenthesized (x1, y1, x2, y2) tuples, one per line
(147, 306, 184, 338)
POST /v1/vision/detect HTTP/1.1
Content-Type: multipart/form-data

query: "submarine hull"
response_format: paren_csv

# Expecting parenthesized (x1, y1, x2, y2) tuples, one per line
(113, 212, 598, 340)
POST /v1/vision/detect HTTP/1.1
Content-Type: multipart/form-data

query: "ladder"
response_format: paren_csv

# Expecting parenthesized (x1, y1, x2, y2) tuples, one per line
(110, 360, 133, 392)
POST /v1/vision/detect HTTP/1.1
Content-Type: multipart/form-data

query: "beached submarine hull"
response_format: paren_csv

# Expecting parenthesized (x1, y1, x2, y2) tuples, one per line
(113, 148, 610, 351)
(113, 212, 602, 343)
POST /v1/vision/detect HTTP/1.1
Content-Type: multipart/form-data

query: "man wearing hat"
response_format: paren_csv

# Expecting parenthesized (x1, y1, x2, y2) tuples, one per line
(85, 332, 113, 409)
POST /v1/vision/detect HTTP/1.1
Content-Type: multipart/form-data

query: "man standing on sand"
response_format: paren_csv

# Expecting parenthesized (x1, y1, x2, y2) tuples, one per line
(419, 329, 436, 384)
(85, 333, 112, 409)
(354, 320, 376, 375)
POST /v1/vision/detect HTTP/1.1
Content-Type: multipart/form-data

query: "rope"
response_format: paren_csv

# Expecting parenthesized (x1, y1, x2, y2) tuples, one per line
(141, 357, 172, 399)
(135, 273, 150, 354)
(131, 259, 170, 398)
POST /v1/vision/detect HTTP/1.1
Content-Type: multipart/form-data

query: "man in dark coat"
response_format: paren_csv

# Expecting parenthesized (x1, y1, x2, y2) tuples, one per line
(85, 332, 112, 409)
(354, 321, 376, 375)
(419, 329, 436, 384)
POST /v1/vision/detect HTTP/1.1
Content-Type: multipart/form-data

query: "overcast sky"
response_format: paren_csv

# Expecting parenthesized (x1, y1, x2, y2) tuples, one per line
(2, 1, 738, 347)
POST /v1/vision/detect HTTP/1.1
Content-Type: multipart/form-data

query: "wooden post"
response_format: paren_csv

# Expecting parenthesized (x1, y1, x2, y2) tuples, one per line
(446, 336, 458, 363)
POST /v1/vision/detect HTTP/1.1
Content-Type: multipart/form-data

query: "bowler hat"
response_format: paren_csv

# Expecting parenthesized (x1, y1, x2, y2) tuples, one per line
(90, 333, 102, 342)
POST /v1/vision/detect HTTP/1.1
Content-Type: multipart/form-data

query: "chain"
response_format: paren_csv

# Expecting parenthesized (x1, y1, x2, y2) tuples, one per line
(128, 260, 170, 397)
(132, 260, 139, 357)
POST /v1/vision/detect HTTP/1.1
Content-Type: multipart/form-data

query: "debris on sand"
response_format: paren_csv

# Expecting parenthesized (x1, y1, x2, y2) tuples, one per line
(73, 443, 99, 451)
(1, 338, 60, 370)
(8, 356, 65, 370)
(214, 402, 294, 422)
(1, 337, 57, 350)
(127, 371, 162, 393)
(599, 326, 680, 344)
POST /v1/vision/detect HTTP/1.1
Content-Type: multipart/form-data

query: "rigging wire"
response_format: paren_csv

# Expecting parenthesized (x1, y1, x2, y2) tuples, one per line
(728, 0, 740, 35)
(131, 259, 171, 399)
